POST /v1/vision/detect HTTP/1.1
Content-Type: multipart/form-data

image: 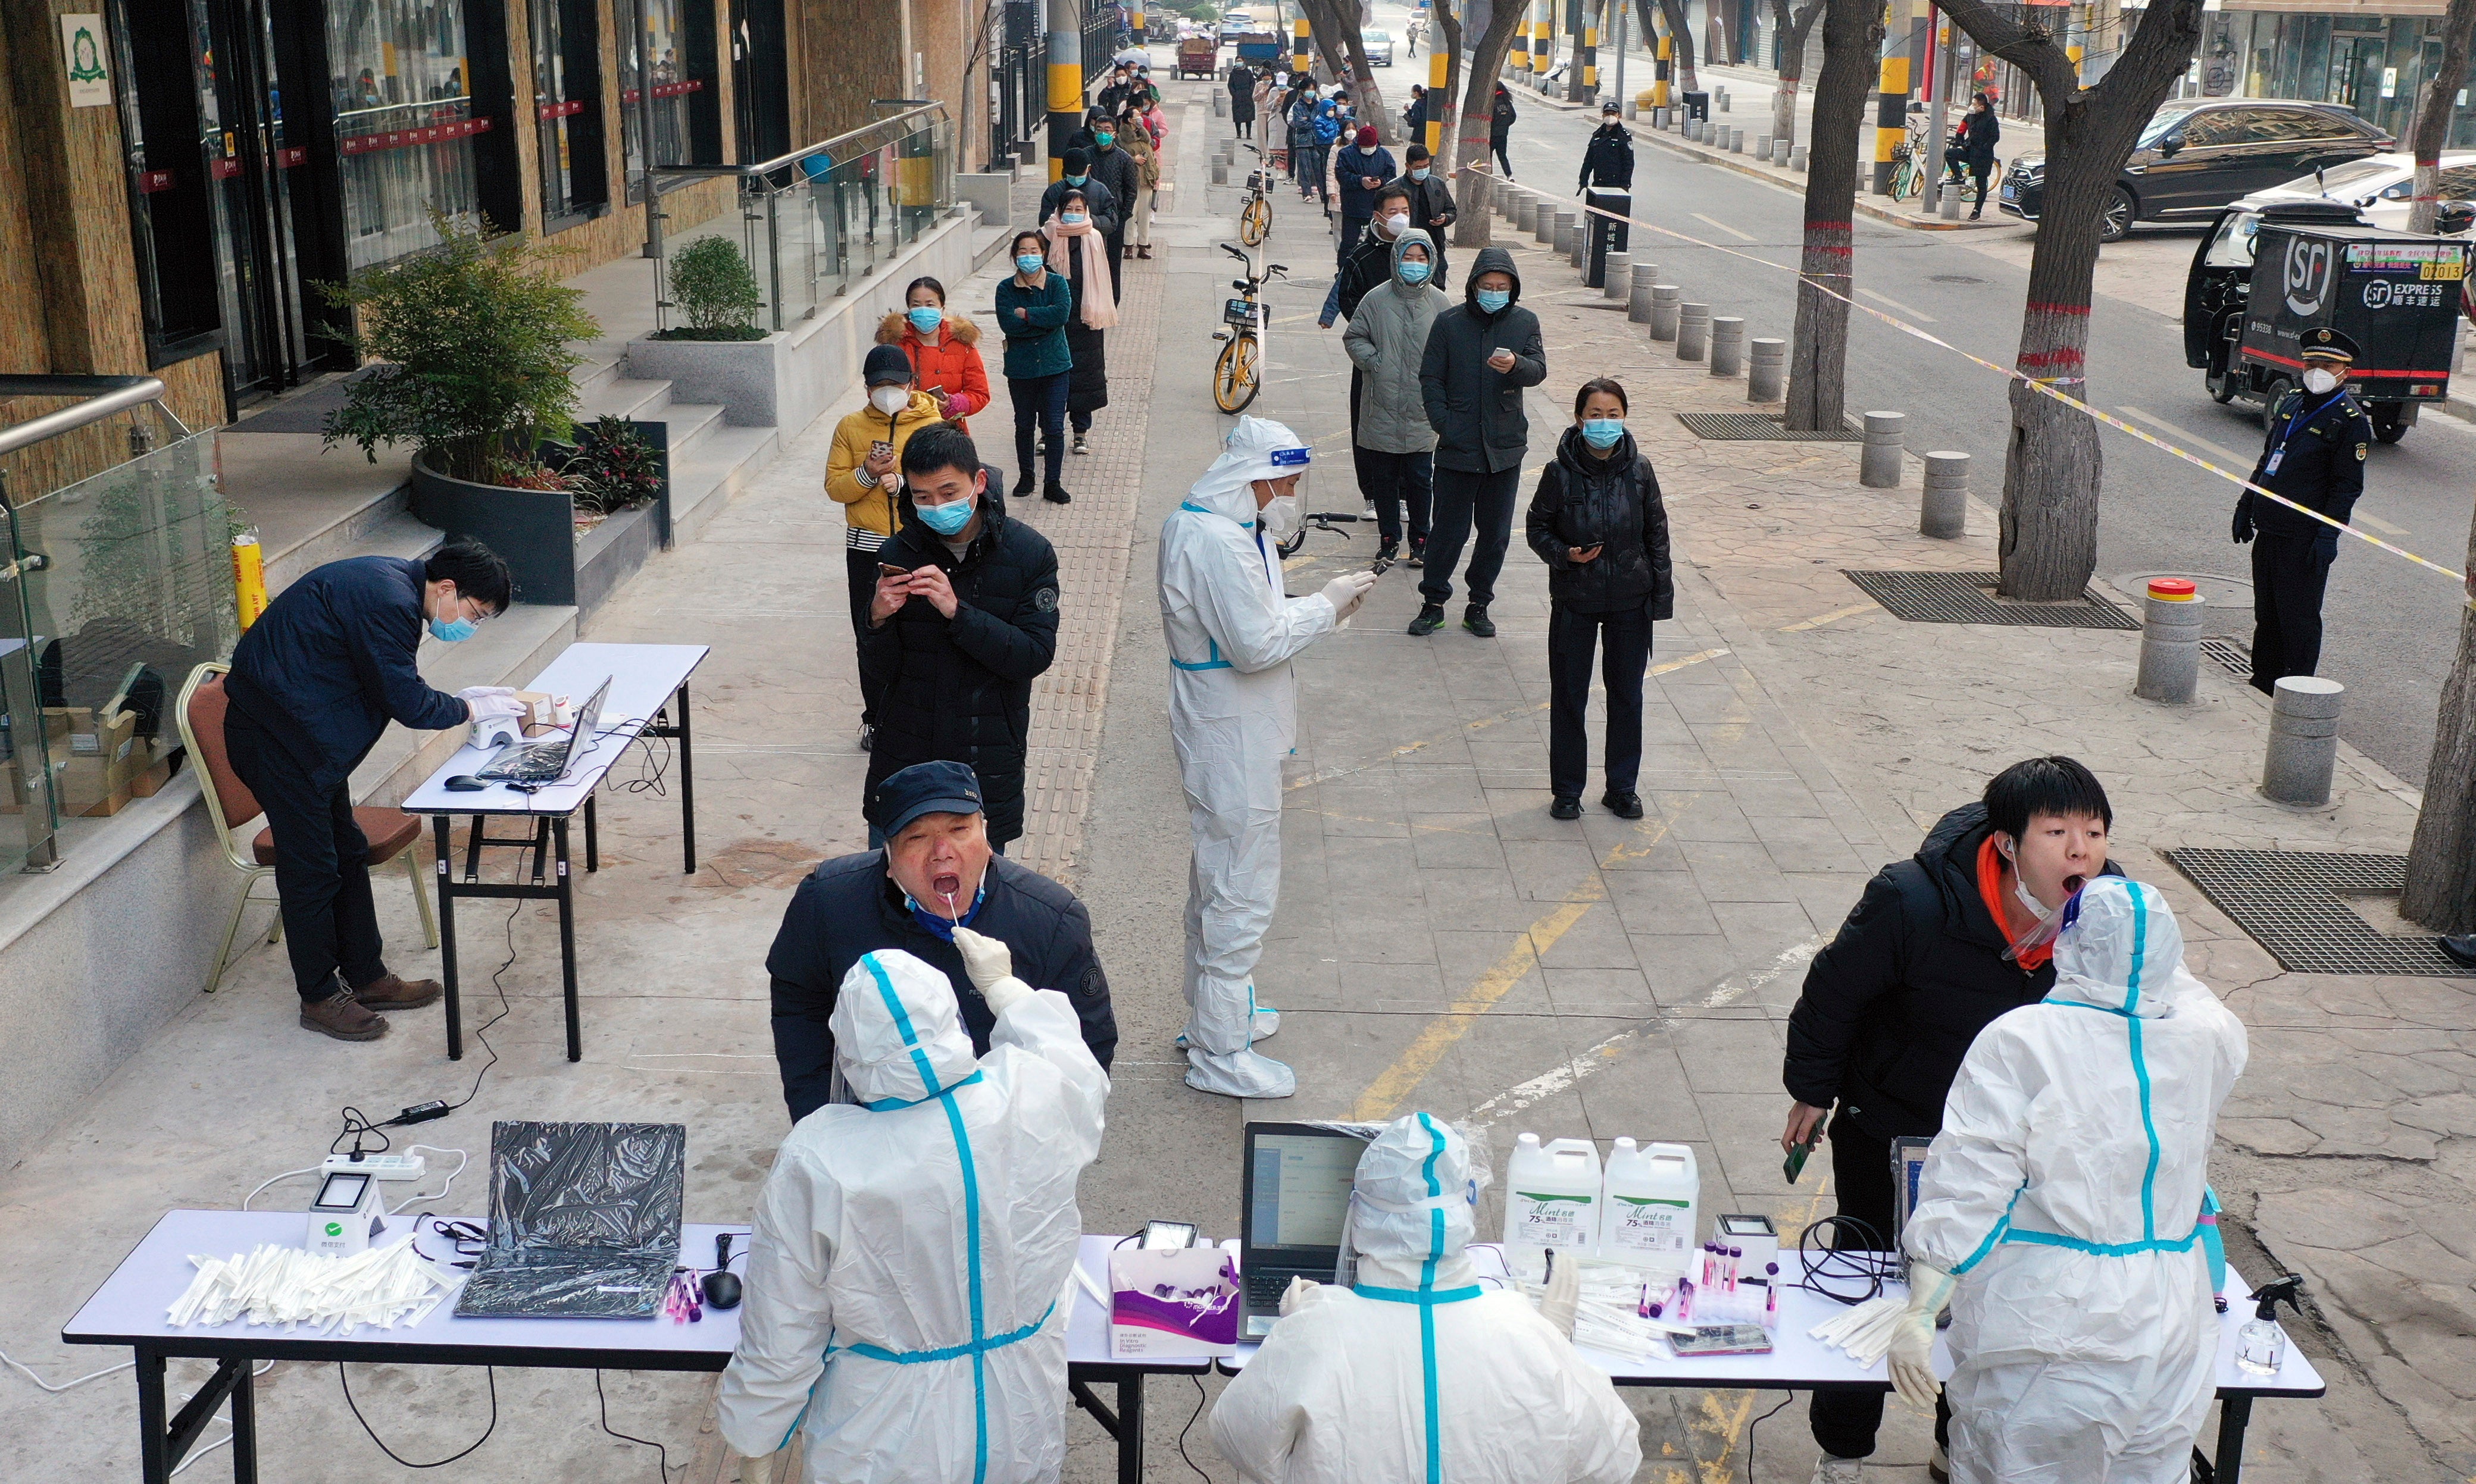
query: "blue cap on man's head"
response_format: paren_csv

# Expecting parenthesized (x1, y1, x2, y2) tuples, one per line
(871, 760, 985, 837)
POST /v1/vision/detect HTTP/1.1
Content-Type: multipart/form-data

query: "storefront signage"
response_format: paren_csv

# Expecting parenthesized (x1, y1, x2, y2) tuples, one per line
(337, 115, 495, 157)
(61, 14, 111, 107)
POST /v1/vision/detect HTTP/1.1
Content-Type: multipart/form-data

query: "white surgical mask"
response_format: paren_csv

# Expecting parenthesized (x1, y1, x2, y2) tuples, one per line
(1257, 494, 1303, 540)
(2303, 367, 2340, 394)
(1384, 212, 1411, 234)
(871, 386, 909, 415)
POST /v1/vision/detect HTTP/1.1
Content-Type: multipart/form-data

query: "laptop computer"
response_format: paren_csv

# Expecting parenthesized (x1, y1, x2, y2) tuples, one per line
(477, 675, 612, 786)
(1239, 1121, 1373, 1339)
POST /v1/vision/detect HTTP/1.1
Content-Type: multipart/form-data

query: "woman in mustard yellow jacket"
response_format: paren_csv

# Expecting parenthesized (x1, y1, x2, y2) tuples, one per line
(825, 342, 945, 749)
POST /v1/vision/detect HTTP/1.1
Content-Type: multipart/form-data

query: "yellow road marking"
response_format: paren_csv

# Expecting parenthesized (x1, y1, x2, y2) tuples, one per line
(1778, 602, 1878, 632)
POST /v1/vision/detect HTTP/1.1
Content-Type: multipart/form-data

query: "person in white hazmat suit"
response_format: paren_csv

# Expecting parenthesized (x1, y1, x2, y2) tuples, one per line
(1209, 1113, 1641, 1484)
(1160, 417, 1379, 1098)
(715, 935, 1108, 1484)
(1889, 876, 2248, 1484)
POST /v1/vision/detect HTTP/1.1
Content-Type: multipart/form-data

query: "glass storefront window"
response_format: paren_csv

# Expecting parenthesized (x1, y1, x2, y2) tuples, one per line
(327, 0, 486, 270)
(621, 0, 708, 200)
(533, 0, 605, 225)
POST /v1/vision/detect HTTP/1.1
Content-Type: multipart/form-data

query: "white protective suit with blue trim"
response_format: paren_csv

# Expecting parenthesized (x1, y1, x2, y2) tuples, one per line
(1905, 877, 2249, 1484)
(1158, 417, 1341, 1099)
(1209, 1114, 1640, 1484)
(716, 950, 1108, 1484)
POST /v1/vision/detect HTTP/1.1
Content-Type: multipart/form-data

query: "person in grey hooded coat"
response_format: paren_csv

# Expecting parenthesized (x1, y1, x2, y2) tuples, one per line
(1412, 243, 1546, 637)
(1343, 228, 1449, 565)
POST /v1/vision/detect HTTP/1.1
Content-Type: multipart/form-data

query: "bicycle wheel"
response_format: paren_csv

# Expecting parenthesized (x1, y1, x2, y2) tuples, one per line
(1239, 194, 1271, 246)
(1891, 159, 1919, 202)
(1214, 332, 1261, 412)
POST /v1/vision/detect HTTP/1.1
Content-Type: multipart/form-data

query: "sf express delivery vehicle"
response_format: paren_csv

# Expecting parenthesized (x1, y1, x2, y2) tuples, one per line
(2185, 198, 2472, 444)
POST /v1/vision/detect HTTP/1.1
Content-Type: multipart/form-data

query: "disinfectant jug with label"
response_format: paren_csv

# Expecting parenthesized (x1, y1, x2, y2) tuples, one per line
(1501, 1133, 1603, 1282)
(1599, 1138, 1699, 1275)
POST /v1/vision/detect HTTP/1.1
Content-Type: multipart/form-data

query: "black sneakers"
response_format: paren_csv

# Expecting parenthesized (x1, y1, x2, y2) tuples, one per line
(1043, 483, 1073, 504)
(1602, 790, 1645, 820)
(1406, 603, 1446, 635)
(1462, 604, 1496, 638)
(1550, 797, 1583, 821)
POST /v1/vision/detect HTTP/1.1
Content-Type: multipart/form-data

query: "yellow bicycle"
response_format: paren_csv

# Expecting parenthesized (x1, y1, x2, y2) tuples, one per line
(1212, 243, 1286, 412)
(1237, 145, 1273, 246)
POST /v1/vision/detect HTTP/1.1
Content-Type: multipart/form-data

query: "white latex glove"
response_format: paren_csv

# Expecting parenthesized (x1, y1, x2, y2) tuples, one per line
(455, 685, 518, 701)
(1538, 1254, 1580, 1338)
(949, 925, 1034, 1013)
(1278, 1274, 1322, 1317)
(1888, 1260, 1956, 1410)
(1318, 569, 1380, 619)
(465, 694, 526, 723)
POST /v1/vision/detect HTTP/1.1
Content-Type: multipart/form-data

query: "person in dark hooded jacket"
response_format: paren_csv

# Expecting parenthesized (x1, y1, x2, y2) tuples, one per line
(1413, 244, 1545, 637)
(1780, 755, 2119, 1476)
(1525, 378, 1671, 820)
(859, 424, 1059, 850)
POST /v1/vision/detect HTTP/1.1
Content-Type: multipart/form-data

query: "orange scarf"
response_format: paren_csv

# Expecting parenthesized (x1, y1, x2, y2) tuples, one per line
(1977, 837, 2053, 970)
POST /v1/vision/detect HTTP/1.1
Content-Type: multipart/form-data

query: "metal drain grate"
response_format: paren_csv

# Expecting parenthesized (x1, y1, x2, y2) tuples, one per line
(2165, 849, 2474, 977)
(1677, 412, 1864, 442)
(2200, 637, 2252, 677)
(1842, 571, 2140, 630)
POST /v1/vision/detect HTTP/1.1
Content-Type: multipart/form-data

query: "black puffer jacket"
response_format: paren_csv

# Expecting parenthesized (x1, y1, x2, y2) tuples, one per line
(1782, 802, 2121, 1142)
(860, 479, 1058, 846)
(1419, 245, 1547, 474)
(1525, 427, 1672, 616)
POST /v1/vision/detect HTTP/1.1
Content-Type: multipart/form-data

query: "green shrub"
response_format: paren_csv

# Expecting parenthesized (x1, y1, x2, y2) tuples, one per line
(317, 214, 599, 484)
(665, 236, 765, 337)
(557, 416, 665, 514)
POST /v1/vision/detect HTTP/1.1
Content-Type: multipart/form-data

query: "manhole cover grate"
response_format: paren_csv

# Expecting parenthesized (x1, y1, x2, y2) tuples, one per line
(2164, 848, 2475, 977)
(1677, 412, 1864, 442)
(2200, 637, 2251, 677)
(1842, 570, 2140, 630)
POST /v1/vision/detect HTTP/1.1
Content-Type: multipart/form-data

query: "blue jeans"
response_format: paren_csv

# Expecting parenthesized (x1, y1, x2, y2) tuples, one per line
(1009, 372, 1068, 490)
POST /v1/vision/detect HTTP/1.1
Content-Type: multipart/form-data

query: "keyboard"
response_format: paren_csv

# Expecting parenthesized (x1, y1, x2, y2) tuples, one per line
(478, 739, 570, 784)
(1246, 1266, 1307, 1315)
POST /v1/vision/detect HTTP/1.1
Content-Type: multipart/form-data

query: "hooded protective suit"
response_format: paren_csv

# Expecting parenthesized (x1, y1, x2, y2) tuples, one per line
(1211, 1114, 1640, 1484)
(1158, 418, 1342, 1099)
(1903, 877, 2248, 1484)
(716, 950, 1109, 1484)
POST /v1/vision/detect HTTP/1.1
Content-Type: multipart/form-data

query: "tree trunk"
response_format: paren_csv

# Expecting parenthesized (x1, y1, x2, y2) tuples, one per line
(2406, 0, 2476, 233)
(1656, 0, 1698, 97)
(1939, 0, 2205, 600)
(2403, 559, 2476, 931)
(1783, 0, 1880, 432)
(1300, 0, 1392, 139)
(1766, 0, 1824, 149)
(1453, 0, 1527, 249)
(1436, 0, 1465, 166)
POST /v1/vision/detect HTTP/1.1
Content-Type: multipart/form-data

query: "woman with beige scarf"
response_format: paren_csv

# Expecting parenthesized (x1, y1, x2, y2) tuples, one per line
(1118, 105, 1161, 260)
(1043, 193, 1115, 456)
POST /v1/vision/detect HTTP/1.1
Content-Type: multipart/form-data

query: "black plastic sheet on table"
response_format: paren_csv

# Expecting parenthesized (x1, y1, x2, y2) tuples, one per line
(454, 1121, 688, 1319)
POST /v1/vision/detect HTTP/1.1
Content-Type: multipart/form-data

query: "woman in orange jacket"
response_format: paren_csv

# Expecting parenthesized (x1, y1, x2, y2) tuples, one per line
(876, 277, 991, 433)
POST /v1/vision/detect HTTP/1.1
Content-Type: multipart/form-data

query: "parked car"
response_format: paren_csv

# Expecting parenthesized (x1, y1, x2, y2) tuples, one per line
(1223, 8, 1255, 29)
(2230, 151, 2476, 231)
(1999, 97, 2391, 242)
(1361, 28, 1394, 65)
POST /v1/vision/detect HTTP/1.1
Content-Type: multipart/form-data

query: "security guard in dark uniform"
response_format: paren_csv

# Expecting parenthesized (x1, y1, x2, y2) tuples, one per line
(2233, 327, 2371, 695)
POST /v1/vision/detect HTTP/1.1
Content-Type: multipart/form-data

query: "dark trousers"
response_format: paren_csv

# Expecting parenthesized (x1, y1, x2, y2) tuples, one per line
(223, 712, 384, 1002)
(1419, 464, 1521, 606)
(845, 547, 887, 724)
(1353, 446, 1432, 548)
(1492, 139, 1514, 177)
(1944, 149, 1992, 207)
(1548, 603, 1652, 800)
(1009, 372, 1068, 489)
(1339, 213, 1369, 262)
(1106, 233, 1126, 303)
(1302, 144, 1330, 199)
(1810, 1117, 1953, 1458)
(2250, 534, 2333, 694)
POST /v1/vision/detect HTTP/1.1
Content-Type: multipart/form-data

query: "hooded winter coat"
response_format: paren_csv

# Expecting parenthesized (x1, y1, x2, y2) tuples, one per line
(1418, 245, 1546, 474)
(1524, 425, 1672, 616)
(1342, 230, 1449, 455)
(874, 311, 990, 433)
(1781, 802, 2123, 1144)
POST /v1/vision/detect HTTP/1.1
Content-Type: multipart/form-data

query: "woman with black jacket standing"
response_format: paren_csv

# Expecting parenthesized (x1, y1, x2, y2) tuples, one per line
(1524, 378, 1671, 822)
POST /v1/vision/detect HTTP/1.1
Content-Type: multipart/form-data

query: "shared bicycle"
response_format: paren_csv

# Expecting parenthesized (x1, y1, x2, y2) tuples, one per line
(1211, 242, 1286, 413)
(1236, 143, 1274, 246)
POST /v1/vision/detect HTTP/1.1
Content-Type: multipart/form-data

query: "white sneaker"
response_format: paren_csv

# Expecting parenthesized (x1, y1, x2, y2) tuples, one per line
(1809, 1457, 1864, 1484)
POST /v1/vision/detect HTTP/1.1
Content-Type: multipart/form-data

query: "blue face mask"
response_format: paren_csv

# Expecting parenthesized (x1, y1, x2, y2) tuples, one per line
(1064, 173, 1087, 186)
(1410, 167, 1431, 181)
(430, 615, 477, 643)
(1581, 418, 1625, 450)
(1475, 287, 1511, 314)
(1015, 252, 1045, 274)
(1399, 259, 1431, 284)
(906, 305, 944, 334)
(1096, 132, 1115, 148)
(915, 495, 976, 536)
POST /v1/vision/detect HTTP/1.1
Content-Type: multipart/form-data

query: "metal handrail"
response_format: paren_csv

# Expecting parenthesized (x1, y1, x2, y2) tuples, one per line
(648, 101, 951, 187)
(0, 376, 180, 461)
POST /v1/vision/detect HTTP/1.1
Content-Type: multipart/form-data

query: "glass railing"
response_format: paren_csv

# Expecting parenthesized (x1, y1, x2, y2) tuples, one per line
(1, 380, 236, 875)
(648, 103, 958, 333)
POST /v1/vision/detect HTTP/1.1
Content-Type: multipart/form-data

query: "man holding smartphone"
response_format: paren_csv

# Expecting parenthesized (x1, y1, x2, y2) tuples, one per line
(1780, 757, 2119, 1484)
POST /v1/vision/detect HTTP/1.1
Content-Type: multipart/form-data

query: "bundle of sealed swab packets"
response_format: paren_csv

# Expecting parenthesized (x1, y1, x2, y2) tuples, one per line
(168, 1238, 463, 1336)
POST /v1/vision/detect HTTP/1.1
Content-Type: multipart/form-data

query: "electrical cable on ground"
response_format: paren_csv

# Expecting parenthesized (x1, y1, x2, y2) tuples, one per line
(339, 1361, 496, 1467)
(595, 1369, 682, 1481)
(1177, 1373, 1215, 1483)
(1742, 1390, 1796, 1482)
(0, 1345, 132, 1393)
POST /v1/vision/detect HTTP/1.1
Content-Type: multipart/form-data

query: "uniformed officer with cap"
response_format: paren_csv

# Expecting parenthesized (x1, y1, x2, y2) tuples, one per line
(2233, 326, 2371, 694)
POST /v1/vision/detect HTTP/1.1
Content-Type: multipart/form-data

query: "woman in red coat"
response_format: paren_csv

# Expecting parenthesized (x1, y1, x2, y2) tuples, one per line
(876, 277, 992, 433)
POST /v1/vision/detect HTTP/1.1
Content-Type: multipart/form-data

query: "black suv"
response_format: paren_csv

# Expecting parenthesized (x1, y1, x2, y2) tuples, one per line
(2000, 98, 2391, 242)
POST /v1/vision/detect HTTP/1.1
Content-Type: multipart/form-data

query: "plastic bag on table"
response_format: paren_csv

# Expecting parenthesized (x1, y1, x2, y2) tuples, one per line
(453, 1120, 687, 1319)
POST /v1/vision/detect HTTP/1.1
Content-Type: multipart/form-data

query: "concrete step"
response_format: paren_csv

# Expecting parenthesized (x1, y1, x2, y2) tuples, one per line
(349, 602, 581, 809)
(574, 345, 630, 399)
(670, 422, 781, 544)
(262, 483, 418, 596)
(659, 400, 729, 465)
(581, 375, 676, 424)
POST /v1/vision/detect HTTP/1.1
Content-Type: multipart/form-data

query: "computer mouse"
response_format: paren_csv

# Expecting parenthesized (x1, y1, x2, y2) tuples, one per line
(702, 1232, 743, 1310)
(445, 775, 488, 791)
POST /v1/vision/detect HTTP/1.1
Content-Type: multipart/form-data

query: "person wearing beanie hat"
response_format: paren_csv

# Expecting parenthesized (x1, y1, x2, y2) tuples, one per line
(1334, 121, 1398, 261)
(826, 343, 946, 747)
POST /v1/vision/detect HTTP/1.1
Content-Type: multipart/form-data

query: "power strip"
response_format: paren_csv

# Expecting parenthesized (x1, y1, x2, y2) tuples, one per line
(322, 1153, 427, 1182)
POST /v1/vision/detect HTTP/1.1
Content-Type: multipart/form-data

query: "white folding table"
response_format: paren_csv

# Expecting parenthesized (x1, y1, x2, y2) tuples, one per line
(399, 643, 708, 1062)
(1221, 1244, 2324, 1484)
(64, 1214, 1193, 1484)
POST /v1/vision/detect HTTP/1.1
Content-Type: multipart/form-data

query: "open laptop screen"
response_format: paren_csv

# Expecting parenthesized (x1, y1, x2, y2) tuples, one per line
(1245, 1127, 1361, 1253)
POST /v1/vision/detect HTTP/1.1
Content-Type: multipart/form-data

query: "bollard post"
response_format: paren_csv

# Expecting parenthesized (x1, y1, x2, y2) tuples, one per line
(1554, 210, 1578, 258)
(1677, 302, 1711, 361)
(1649, 284, 1682, 340)
(1709, 316, 1745, 375)
(1211, 161, 1230, 185)
(1919, 451, 1969, 539)
(1790, 146, 1808, 171)
(1754, 134, 1771, 159)
(1860, 411, 1905, 487)
(2262, 677, 2346, 805)
(1747, 337, 1787, 401)
(1774, 140, 1791, 166)
(1604, 251, 1632, 299)
(1731, 128, 1746, 154)
(1534, 202, 1557, 245)
(2134, 578, 2205, 703)
(1628, 262, 1659, 323)
(1571, 217, 1589, 268)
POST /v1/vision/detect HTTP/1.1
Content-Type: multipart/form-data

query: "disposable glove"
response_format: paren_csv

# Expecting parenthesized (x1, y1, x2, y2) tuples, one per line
(2231, 497, 2256, 544)
(1278, 1275, 1322, 1317)
(1318, 569, 1380, 619)
(455, 685, 518, 702)
(465, 694, 526, 724)
(950, 925, 1033, 1014)
(1887, 1260, 1957, 1410)
(1538, 1253, 1580, 1339)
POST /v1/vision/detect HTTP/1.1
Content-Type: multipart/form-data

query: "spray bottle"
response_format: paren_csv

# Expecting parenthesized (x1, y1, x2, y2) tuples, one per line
(2235, 1275, 2306, 1376)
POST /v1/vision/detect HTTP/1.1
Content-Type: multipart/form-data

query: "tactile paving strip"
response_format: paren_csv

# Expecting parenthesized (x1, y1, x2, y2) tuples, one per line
(1675, 412, 1864, 442)
(2163, 848, 2474, 977)
(1841, 570, 2140, 631)
(2201, 637, 2252, 677)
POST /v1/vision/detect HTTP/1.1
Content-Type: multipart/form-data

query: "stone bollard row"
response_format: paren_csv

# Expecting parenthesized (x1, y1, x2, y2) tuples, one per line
(1677, 303, 1711, 362)
(1628, 262, 1659, 323)
(1534, 202, 1556, 245)
(1555, 211, 1579, 259)
(1747, 337, 1786, 402)
(2263, 677, 2346, 805)
(1570, 217, 1588, 269)
(1649, 284, 1681, 340)
(1790, 146, 1808, 171)
(1860, 411, 1905, 488)
(1920, 451, 1969, 539)
(1605, 252, 1633, 299)
(1754, 134, 1771, 160)
(2134, 578, 2202, 703)
(1709, 316, 1745, 377)
(1772, 140, 1790, 166)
